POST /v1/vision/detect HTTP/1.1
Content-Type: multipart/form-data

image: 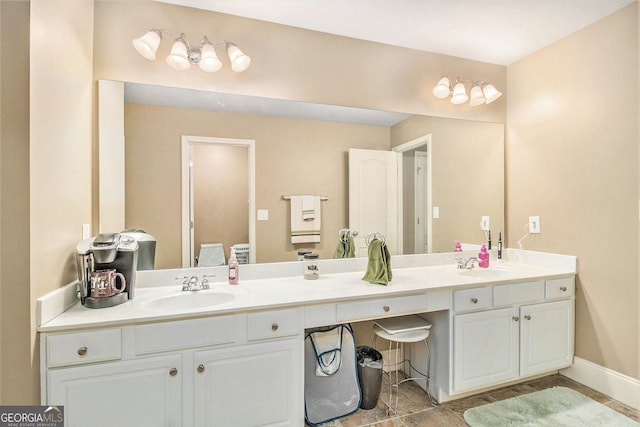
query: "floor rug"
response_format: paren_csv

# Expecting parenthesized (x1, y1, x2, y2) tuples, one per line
(464, 386, 639, 427)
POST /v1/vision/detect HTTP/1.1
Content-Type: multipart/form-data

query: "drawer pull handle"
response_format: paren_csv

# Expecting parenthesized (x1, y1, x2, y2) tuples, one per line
(383, 305, 390, 312)
(77, 347, 87, 356)
(197, 364, 205, 373)
(271, 323, 279, 331)
(471, 298, 478, 304)
(512, 316, 519, 322)
(560, 286, 567, 292)
(524, 315, 531, 320)
(169, 368, 178, 376)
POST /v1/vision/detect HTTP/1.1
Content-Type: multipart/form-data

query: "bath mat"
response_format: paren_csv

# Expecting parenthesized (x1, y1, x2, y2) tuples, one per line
(464, 386, 640, 427)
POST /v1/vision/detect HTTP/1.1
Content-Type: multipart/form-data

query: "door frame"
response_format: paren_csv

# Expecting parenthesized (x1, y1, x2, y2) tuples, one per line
(392, 134, 432, 254)
(181, 135, 256, 267)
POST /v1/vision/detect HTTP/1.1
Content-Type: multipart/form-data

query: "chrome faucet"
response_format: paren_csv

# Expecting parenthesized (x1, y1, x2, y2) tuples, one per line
(177, 275, 202, 291)
(457, 257, 479, 269)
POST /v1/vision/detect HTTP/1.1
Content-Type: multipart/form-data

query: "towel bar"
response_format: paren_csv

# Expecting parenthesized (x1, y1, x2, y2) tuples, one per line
(281, 195, 329, 200)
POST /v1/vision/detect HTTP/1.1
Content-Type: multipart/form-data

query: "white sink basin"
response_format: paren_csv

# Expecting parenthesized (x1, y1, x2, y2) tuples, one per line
(142, 291, 235, 311)
(458, 267, 514, 279)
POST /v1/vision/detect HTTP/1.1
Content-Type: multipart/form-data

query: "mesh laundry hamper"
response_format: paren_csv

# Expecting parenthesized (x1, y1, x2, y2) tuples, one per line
(304, 324, 361, 425)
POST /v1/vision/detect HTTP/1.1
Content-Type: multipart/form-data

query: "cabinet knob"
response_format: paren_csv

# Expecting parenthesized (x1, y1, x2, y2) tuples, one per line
(197, 364, 205, 373)
(77, 347, 87, 356)
(471, 298, 478, 304)
(560, 286, 567, 292)
(512, 316, 519, 322)
(169, 368, 178, 376)
(383, 305, 390, 312)
(271, 323, 279, 331)
(524, 314, 531, 320)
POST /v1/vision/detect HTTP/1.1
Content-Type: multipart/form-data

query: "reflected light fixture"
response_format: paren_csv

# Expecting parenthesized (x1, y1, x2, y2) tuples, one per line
(432, 76, 502, 106)
(132, 29, 251, 73)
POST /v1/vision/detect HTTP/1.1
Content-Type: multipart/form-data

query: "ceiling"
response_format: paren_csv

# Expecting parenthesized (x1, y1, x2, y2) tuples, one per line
(157, 0, 636, 65)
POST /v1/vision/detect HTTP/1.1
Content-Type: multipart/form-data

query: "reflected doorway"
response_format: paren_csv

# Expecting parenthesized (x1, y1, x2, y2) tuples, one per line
(181, 136, 256, 267)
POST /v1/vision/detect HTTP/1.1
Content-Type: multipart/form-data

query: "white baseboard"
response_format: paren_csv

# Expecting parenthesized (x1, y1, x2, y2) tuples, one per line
(561, 356, 640, 410)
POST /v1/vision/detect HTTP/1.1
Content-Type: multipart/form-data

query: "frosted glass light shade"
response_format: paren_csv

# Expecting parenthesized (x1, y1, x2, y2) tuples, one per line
(432, 77, 451, 99)
(450, 82, 469, 104)
(199, 41, 222, 72)
(132, 30, 162, 60)
(227, 43, 251, 72)
(469, 84, 487, 106)
(483, 84, 502, 104)
(166, 38, 191, 70)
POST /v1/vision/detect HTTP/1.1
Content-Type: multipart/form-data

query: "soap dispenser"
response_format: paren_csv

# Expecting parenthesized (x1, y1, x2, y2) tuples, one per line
(478, 244, 490, 268)
(228, 247, 239, 285)
(455, 240, 462, 252)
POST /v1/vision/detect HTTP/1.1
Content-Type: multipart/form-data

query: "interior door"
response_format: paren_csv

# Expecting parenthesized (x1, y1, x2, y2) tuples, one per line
(414, 151, 428, 253)
(348, 148, 399, 257)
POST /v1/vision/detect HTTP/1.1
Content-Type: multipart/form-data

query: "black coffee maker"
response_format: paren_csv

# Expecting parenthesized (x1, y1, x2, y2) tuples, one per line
(76, 233, 140, 309)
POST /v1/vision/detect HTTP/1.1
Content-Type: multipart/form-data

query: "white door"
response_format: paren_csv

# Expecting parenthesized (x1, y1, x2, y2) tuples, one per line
(520, 300, 574, 376)
(194, 339, 303, 426)
(453, 307, 519, 392)
(348, 148, 399, 257)
(414, 151, 428, 253)
(47, 355, 182, 427)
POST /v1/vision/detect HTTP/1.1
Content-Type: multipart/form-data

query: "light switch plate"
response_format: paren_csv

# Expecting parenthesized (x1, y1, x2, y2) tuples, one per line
(433, 206, 439, 219)
(257, 209, 269, 221)
(82, 224, 91, 240)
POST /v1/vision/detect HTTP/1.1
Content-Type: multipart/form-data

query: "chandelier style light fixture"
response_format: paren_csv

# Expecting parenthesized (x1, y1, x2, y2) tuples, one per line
(432, 77, 502, 106)
(132, 29, 251, 73)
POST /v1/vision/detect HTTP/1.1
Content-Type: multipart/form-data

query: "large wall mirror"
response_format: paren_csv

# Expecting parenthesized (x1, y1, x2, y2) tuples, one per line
(99, 81, 504, 270)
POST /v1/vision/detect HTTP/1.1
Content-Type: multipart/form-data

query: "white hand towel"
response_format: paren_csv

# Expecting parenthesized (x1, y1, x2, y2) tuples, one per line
(291, 195, 321, 243)
(302, 195, 316, 220)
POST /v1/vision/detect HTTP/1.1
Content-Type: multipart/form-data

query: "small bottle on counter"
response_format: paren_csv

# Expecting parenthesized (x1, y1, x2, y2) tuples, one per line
(478, 244, 490, 268)
(228, 248, 239, 285)
(455, 240, 462, 252)
(297, 250, 311, 261)
(303, 253, 319, 280)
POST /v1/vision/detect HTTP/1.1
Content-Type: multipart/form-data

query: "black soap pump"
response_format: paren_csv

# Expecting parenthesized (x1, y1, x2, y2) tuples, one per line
(498, 232, 503, 260)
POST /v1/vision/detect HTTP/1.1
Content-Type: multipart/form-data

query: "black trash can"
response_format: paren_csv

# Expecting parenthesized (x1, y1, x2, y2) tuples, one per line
(356, 346, 383, 409)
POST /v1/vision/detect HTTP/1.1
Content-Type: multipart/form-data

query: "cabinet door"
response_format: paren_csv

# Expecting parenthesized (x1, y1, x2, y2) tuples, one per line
(520, 299, 574, 376)
(194, 338, 303, 427)
(47, 355, 181, 427)
(453, 307, 519, 392)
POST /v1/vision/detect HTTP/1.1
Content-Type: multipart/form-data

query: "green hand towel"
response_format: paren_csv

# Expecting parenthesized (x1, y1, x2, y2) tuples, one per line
(333, 236, 356, 259)
(362, 239, 392, 285)
(333, 240, 346, 259)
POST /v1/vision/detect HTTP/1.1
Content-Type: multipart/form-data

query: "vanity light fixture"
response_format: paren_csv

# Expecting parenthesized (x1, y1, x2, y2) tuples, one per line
(432, 76, 502, 106)
(132, 29, 251, 73)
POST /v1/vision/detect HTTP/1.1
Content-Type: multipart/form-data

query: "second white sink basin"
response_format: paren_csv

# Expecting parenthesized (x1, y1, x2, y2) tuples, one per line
(458, 267, 514, 279)
(142, 291, 235, 311)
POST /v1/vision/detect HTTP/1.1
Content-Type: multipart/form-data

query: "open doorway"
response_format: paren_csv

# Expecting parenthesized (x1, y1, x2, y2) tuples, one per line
(181, 136, 256, 267)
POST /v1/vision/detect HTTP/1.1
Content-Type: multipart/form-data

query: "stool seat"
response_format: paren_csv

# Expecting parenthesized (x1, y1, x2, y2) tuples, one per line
(373, 324, 430, 343)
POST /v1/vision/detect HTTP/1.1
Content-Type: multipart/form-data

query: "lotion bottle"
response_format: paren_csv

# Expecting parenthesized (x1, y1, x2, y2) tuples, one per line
(228, 248, 239, 285)
(478, 243, 490, 268)
(455, 240, 462, 252)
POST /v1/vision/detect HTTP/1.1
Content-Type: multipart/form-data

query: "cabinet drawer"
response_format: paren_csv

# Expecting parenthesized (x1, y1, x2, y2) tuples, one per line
(336, 294, 429, 321)
(453, 287, 491, 312)
(546, 277, 575, 299)
(247, 308, 302, 341)
(493, 281, 544, 307)
(47, 328, 122, 367)
(135, 315, 235, 354)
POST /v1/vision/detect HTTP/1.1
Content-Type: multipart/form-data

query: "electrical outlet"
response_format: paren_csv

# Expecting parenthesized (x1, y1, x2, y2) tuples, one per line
(529, 216, 541, 233)
(480, 216, 490, 231)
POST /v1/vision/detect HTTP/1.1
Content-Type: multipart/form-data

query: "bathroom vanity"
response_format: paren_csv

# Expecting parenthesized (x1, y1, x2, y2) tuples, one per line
(37, 249, 576, 427)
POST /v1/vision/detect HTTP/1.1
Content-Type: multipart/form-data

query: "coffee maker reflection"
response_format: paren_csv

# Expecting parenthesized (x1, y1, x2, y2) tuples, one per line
(76, 233, 142, 309)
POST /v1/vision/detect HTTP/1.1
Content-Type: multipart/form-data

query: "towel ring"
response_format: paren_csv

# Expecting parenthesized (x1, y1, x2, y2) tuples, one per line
(365, 232, 386, 246)
(339, 228, 358, 242)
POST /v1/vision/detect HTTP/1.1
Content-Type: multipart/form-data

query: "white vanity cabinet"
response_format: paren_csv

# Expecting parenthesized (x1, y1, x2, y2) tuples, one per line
(42, 309, 304, 427)
(451, 277, 575, 393)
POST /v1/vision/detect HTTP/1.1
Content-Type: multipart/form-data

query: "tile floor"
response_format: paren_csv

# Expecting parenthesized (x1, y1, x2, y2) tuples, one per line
(308, 373, 640, 427)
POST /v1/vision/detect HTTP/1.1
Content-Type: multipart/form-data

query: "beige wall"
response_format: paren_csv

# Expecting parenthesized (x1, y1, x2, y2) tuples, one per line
(93, 1, 506, 124)
(0, 1, 31, 404)
(506, 4, 639, 378)
(125, 104, 390, 266)
(391, 116, 505, 253)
